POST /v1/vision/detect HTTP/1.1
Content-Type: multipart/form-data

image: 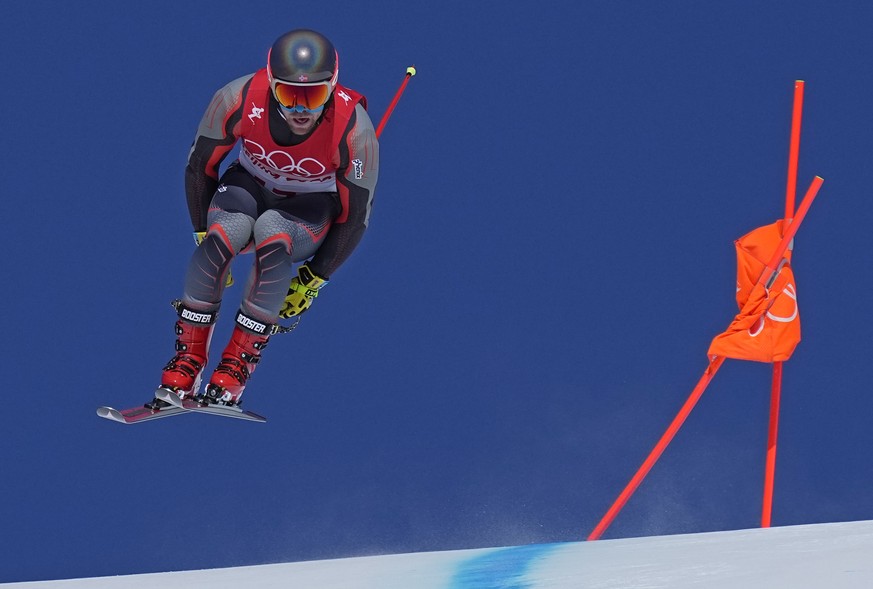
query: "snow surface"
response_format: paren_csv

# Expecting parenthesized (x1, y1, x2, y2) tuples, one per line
(3, 520, 872, 588)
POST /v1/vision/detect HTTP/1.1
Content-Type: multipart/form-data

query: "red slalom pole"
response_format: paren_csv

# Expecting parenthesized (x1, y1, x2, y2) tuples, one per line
(762, 80, 805, 528)
(762, 81, 805, 529)
(587, 356, 726, 541)
(761, 361, 783, 527)
(784, 81, 805, 221)
(375, 66, 416, 139)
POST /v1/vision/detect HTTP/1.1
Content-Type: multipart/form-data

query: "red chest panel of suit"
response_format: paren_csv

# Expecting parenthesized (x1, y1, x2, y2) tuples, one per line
(237, 69, 362, 195)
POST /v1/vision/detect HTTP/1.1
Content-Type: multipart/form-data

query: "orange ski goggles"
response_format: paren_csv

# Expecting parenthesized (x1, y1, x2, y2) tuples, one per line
(271, 80, 332, 112)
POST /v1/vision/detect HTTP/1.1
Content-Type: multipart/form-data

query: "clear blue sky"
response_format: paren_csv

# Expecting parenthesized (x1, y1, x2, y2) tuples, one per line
(3, 0, 873, 583)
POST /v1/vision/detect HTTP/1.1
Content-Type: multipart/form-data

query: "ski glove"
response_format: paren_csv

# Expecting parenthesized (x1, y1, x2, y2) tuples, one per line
(280, 264, 328, 318)
(193, 231, 234, 287)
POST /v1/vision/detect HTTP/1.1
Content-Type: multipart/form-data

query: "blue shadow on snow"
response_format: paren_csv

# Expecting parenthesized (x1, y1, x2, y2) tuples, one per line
(448, 543, 564, 589)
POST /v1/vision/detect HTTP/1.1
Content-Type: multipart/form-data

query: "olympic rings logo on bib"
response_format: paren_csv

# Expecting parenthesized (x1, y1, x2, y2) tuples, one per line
(243, 139, 327, 178)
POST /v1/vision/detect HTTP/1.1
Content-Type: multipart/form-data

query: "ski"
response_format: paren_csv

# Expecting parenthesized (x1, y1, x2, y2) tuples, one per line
(97, 389, 267, 425)
(96, 402, 189, 424)
(154, 388, 267, 423)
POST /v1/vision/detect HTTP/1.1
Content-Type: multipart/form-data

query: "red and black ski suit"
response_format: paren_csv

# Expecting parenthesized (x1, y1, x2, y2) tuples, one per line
(181, 68, 379, 325)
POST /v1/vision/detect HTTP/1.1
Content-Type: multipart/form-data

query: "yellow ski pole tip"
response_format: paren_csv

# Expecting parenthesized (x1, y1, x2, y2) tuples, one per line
(406, 66, 417, 76)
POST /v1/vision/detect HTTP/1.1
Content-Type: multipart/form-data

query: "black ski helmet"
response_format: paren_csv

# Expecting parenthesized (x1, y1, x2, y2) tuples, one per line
(267, 29, 339, 89)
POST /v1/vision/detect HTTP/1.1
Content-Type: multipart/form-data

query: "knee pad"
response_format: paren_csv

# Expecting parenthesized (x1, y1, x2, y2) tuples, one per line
(207, 186, 257, 253)
(254, 210, 323, 261)
(253, 210, 294, 247)
(207, 212, 254, 253)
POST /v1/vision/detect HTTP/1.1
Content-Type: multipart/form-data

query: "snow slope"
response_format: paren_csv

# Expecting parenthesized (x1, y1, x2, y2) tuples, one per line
(4, 520, 872, 588)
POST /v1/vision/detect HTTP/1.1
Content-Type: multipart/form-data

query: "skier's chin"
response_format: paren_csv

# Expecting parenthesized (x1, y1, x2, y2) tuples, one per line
(292, 120, 314, 133)
(284, 112, 317, 135)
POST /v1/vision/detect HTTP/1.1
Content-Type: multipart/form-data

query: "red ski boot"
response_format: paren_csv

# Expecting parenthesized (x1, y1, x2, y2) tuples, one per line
(200, 311, 271, 406)
(159, 302, 217, 399)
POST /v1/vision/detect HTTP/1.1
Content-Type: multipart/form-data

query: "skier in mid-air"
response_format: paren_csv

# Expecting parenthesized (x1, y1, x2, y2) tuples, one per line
(152, 28, 379, 409)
